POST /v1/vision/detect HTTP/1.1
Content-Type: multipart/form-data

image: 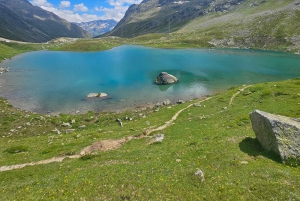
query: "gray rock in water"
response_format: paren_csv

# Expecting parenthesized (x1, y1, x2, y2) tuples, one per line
(250, 110, 300, 162)
(155, 72, 178, 85)
(163, 99, 171, 105)
(87, 92, 108, 98)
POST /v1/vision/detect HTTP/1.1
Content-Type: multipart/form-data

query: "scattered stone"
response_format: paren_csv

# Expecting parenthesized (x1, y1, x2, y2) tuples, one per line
(176, 159, 182, 162)
(25, 122, 31, 126)
(71, 119, 76, 124)
(61, 122, 72, 127)
(163, 99, 171, 105)
(66, 129, 75, 134)
(240, 161, 249, 164)
(155, 72, 179, 85)
(146, 121, 150, 125)
(0, 67, 9, 74)
(154, 109, 160, 112)
(194, 169, 205, 182)
(244, 92, 252, 96)
(250, 110, 300, 162)
(193, 103, 201, 107)
(125, 116, 133, 121)
(149, 134, 164, 144)
(177, 100, 184, 104)
(222, 107, 228, 110)
(155, 102, 161, 107)
(79, 125, 86, 129)
(116, 118, 123, 127)
(52, 128, 61, 135)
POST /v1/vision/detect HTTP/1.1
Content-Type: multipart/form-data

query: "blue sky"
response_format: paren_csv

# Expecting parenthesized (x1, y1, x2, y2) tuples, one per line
(29, 0, 142, 22)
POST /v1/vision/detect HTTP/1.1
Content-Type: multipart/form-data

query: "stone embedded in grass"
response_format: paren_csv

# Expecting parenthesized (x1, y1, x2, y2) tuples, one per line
(66, 129, 75, 134)
(61, 122, 72, 127)
(5, 146, 28, 154)
(194, 169, 205, 182)
(52, 128, 61, 135)
(250, 110, 300, 163)
(149, 134, 164, 145)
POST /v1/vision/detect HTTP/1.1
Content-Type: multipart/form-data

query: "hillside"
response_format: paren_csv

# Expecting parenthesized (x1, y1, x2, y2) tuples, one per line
(76, 20, 117, 37)
(0, 78, 299, 200)
(104, 0, 300, 53)
(105, 0, 256, 37)
(0, 0, 91, 43)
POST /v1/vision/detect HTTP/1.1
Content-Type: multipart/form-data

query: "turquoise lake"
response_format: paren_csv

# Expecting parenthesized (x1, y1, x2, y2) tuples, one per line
(0, 45, 300, 114)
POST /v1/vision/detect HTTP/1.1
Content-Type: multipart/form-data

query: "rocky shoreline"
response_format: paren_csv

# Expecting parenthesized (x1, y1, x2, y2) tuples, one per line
(0, 67, 9, 75)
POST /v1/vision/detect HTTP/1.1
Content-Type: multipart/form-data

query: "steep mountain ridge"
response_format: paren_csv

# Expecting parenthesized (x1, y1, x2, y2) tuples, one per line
(0, 0, 91, 42)
(75, 20, 117, 37)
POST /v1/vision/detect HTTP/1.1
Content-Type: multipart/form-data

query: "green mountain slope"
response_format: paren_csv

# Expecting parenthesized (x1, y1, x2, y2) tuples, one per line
(0, 0, 91, 42)
(104, 0, 300, 53)
(176, 0, 300, 52)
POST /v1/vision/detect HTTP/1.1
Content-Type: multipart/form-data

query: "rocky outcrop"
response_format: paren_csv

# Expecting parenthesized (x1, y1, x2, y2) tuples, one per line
(0, 67, 9, 74)
(250, 110, 300, 162)
(155, 72, 178, 85)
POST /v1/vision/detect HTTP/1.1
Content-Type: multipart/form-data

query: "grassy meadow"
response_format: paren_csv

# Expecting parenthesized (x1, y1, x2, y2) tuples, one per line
(0, 77, 300, 200)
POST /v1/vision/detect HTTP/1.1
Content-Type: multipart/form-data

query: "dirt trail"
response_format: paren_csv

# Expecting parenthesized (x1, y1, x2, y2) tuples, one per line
(0, 97, 215, 172)
(229, 85, 251, 106)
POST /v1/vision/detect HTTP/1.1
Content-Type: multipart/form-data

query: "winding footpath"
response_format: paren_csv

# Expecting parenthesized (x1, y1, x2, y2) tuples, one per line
(0, 84, 249, 172)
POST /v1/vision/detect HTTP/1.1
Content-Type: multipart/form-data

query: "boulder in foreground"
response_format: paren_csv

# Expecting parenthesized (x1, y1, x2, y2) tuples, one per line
(250, 110, 300, 162)
(155, 72, 178, 85)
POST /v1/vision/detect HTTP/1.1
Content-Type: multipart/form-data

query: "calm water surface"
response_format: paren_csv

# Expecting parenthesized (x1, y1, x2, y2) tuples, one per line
(0, 45, 300, 114)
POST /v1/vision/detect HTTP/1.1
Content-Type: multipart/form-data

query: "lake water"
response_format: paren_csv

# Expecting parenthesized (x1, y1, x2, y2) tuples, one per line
(0, 45, 300, 114)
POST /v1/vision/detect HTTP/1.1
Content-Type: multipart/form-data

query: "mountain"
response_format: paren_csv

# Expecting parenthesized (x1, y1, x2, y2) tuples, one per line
(0, 0, 91, 43)
(75, 20, 117, 37)
(103, 0, 300, 53)
(105, 0, 247, 37)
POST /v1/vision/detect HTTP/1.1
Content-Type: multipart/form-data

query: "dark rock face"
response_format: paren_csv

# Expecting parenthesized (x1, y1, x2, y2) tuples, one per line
(250, 110, 300, 162)
(155, 72, 178, 85)
(0, 0, 91, 42)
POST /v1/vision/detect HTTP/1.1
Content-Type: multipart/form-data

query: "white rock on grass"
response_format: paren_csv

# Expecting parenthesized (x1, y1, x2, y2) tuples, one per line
(194, 169, 205, 182)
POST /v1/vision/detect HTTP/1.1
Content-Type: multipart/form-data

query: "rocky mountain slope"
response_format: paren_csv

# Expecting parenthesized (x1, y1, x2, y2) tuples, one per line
(75, 20, 117, 37)
(105, 0, 247, 37)
(105, 0, 300, 53)
(0, 0, 91, 43)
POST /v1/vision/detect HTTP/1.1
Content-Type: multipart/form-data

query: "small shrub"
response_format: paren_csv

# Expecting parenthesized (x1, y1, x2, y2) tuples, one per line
(80, 154, 95, 160)
(260, 89, 272, 98)
(5, 146, 28, 154)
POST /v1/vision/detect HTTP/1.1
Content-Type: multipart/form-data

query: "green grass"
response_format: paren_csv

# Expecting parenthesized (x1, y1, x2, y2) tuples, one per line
(0, 78, 300, 200)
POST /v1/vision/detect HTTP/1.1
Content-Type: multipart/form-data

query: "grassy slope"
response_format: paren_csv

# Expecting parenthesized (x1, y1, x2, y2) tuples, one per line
(0, 78, 299, 200)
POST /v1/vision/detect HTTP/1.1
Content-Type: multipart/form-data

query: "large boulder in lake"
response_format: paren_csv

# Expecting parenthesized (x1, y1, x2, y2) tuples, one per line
(250, 110, 300, 162)
(155, 72, 178, 85)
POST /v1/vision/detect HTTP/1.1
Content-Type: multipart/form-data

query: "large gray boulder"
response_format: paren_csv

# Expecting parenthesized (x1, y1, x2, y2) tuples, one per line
(250, 110, 300, 162)
(155, 72, 178, 85)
